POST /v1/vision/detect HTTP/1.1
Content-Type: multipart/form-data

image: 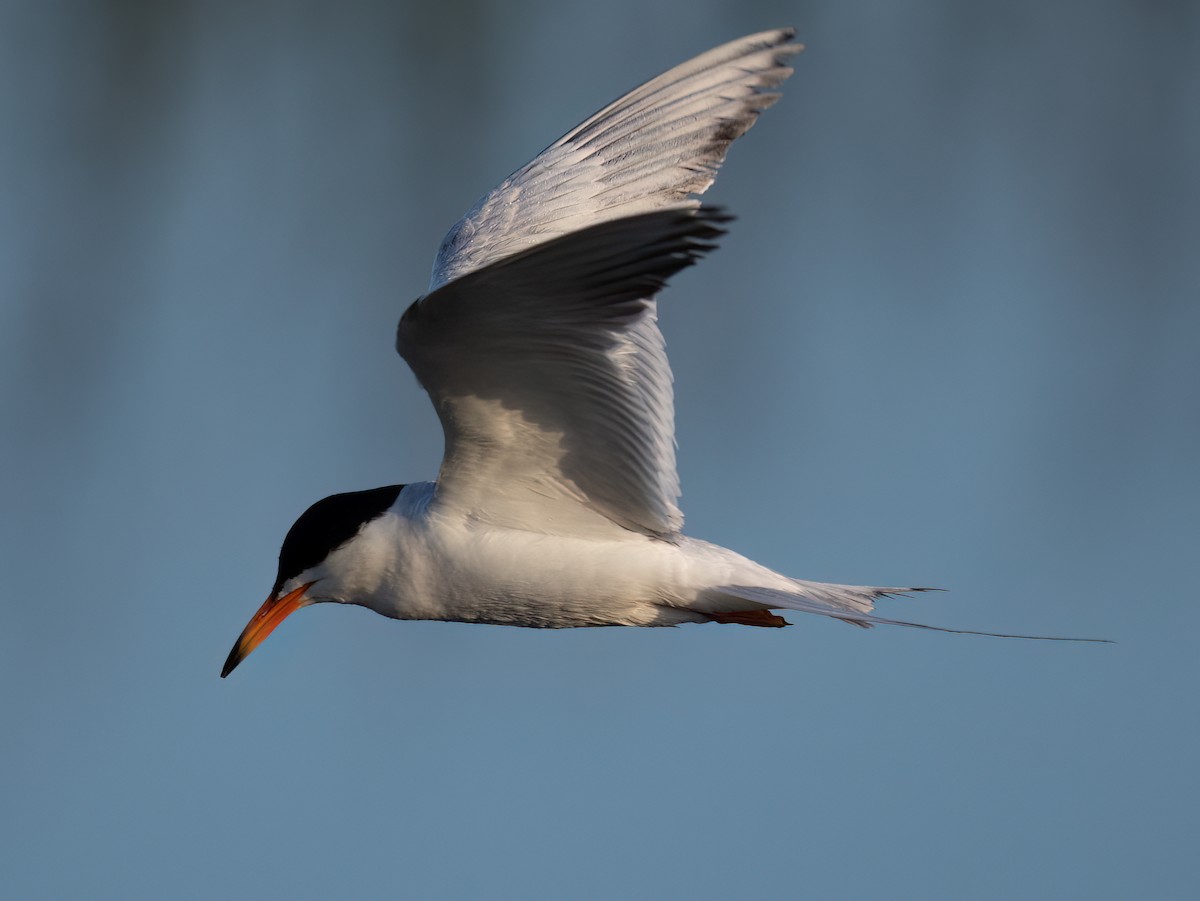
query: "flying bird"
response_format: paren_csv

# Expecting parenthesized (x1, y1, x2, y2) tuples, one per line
(222, 28, 1102, 678)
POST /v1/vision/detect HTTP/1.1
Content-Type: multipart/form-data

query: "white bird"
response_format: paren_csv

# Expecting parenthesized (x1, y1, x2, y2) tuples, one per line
(222, 28, 1102, 677)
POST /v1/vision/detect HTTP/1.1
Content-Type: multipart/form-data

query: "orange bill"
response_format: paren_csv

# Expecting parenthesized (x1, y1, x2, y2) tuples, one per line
(221, 581, 316, 678)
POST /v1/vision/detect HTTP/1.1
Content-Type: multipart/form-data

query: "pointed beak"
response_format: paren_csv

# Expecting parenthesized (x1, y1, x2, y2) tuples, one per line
(221, 581, 316, 678)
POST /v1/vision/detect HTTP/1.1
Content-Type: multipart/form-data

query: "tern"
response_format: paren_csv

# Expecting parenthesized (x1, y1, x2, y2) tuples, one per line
(222, 28, 1102, 678)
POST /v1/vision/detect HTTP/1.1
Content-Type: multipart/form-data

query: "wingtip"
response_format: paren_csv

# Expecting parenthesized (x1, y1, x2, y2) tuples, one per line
(767, 26, 804, 55)
(755, 25, 800, 46)
(695, 205, 736, 228)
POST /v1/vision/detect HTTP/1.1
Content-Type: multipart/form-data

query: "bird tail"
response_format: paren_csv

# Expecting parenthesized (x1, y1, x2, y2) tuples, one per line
(702, 581, 1110, 642)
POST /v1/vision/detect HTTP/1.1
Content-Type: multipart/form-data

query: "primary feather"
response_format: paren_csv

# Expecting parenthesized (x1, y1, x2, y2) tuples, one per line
(429, 28, 801, 290)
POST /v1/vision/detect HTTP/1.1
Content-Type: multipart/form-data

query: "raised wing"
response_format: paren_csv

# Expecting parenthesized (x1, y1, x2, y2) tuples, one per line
(429, 28, 800, 291)
(397, 207, 728, 537)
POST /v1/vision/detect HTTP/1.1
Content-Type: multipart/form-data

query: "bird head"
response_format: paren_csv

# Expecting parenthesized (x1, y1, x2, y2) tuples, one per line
(220, 484, 405, 678)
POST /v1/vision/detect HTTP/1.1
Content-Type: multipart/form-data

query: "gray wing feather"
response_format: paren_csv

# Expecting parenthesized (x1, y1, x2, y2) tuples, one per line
(429, 28, 800, 290)
(399, 208, 729, 537)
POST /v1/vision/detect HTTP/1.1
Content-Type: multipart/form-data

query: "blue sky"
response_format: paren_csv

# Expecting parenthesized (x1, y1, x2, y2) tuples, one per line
(2, 2, 1197, 898)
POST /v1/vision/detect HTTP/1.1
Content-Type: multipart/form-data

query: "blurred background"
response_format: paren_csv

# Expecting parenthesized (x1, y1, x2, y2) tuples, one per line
(2, 1, 1197, 898)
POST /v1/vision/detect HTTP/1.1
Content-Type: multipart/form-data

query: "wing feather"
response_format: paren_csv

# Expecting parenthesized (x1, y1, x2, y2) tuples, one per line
(397, 208, 729, 536)
(400, 30, 800, 536)
(429, 28, 800, 290)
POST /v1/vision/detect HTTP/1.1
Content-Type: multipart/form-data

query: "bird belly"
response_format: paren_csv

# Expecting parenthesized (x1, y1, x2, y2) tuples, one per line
(341, 483, 794, 629)
(417, 528, 695, 628)
(355, 513, 698, 628)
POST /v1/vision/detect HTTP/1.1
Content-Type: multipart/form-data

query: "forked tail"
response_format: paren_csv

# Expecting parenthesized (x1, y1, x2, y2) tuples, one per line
(703, 582, 1110, 642)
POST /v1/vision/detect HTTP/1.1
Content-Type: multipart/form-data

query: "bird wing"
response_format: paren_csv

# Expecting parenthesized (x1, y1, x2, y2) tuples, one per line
(400, 30, 799, 537)
(397, 207, 727, 537)
(427, 28, 800, 291)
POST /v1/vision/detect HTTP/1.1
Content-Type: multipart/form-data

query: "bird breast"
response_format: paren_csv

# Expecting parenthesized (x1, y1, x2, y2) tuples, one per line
(336, 482, 737, 628)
